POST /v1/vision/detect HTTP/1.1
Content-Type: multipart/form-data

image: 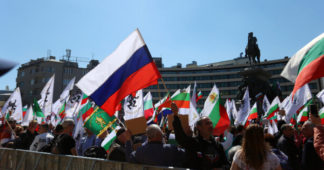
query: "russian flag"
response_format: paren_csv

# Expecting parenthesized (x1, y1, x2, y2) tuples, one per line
(76, 29, 161, 116)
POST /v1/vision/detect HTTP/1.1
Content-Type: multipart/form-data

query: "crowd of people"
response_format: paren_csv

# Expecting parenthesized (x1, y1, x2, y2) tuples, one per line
(0, 103, 323, 170)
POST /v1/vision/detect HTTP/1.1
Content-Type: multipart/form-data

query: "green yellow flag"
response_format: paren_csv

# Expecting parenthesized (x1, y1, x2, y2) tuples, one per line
(83, 107, 117, 136)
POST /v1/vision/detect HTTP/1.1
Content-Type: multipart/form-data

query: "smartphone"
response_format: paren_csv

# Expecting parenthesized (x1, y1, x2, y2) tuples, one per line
(309, 104, 319, 117)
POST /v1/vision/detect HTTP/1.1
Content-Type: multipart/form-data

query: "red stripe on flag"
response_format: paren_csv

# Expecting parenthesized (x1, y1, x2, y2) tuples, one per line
(172, 100, 190, 109)
(81, 97, 88, 105)
(82, 107, 94, 121)
(101, 63, 160, 116)
(212, 104, 230, 136)
(292, 55, 324, 98)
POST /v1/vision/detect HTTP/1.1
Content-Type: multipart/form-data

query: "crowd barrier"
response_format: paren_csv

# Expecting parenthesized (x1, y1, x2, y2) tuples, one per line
(0, 148, 183, 170)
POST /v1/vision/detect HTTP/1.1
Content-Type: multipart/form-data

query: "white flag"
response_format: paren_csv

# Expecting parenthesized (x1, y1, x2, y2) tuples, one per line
(191, 81, 197, 108)
(1, 87, 23, 122)
(40, 74, 55, 117)
(73, 117, 84, 139)
(262, 95, 270, 113)
(284, 84, 312, 122)
(267, 121, 274, 135)
(316, 89, 324, 104)
(225, 99, 237, 122)
(123, 90, 144, 121)
(60, 77, 75, 102)
(52, 99, 63, 116)
(65, 93, 82, 118)
(21, 106, 34, 126)
(272, 118, 279, 134)
(235, 87, 250, 126)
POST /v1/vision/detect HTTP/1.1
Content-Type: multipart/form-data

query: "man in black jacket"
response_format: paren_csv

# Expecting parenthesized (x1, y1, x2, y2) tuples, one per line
(301, 121, 324, 170)
(277, 124, 301, 170)
(171, 103, 228, 169)
(12, 120, 38, 150)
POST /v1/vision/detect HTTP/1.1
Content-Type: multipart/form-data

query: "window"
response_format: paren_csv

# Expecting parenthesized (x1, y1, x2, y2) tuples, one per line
(30, 79, 35, 85)
(63, 79, 70, 86)
(20, 71, 25, 77)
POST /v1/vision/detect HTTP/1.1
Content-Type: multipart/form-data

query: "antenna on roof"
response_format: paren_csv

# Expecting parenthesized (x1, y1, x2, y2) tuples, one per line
(66, 49, 71, 61)
(47, 49, 52, 58)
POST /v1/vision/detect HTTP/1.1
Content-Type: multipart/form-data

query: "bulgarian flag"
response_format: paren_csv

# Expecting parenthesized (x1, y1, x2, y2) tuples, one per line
(77, 94, 94, 121)
(171, 86, 191, 110)
(22, 106, 27, 118)
(244, 103, 258, 127)
(172, 86, 199, 128)
(201, 84, 230, 136)
(269, 113, 278, 124)
(101, 126, 120, 152)
(319, 107, 324, 125)
(154, 93, 171, 111)
(297, 106, 308, 124)
(143, 92, 154, 120)
(264, 97, 280, 120)
(58, 102, 66, 119)
(196, 91, 203, 103)
(281, 33, 324, 98)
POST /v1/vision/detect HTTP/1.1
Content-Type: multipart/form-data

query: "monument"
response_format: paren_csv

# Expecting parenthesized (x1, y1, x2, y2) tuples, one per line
(237, 32, 282, 120)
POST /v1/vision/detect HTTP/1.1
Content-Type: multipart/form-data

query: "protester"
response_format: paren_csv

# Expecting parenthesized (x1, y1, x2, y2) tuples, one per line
(29, 123, 54, 151)
(39, 124, 63, 153)
(77, 128, 102, 156)
(264, 133, 291, 170)
(231, 124, 281, 170)
(274, 120, 286, 142)
(301, 121, 324, 169)
(277, 124, 301, 170)
(52, 119, 76, 155)
(11, 120, 38, 150)
(0, 119, 16, 147)
(171, 103, 228, 169)
(83, 146, 107, 159)
(108, 128, 128, 161)
(310, 114, 324, 161)
(126, 124, 185, 167)
(232, 125, 244, 146)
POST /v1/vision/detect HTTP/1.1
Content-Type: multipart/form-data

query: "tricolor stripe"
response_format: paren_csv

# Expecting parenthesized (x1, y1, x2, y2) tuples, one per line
(143, 92, 154, 120)
(319, 107, 324, 125)
(76, 29, 161, 116)
(281, 33, 324, 97)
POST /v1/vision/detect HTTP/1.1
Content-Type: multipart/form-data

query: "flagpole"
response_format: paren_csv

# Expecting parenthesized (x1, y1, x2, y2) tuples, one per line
(4, 113, 17, 138)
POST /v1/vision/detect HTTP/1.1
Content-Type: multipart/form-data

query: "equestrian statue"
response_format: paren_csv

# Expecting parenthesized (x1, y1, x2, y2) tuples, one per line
(245, 32, 261, 64)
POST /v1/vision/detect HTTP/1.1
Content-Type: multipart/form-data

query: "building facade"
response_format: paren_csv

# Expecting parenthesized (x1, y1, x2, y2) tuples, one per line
(147, 57, 321, 109)
(16, 54, 322, 108)
(16, 55, 98, 105)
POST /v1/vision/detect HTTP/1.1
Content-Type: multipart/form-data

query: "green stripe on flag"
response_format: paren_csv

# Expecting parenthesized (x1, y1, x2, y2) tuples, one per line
(209, 98, 221, 128)
(298, 38, 324, 73)
(172, 93, 190, 101)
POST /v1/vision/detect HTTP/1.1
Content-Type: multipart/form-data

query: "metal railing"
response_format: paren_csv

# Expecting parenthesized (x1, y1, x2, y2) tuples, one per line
(0, 148, 182, 170)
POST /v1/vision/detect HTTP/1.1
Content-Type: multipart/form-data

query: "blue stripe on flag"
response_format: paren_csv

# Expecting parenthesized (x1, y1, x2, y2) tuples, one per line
(90, 45, 153, 106)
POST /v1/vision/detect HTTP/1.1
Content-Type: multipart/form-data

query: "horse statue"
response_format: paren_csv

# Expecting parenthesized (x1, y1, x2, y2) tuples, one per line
(245, 32, 261, 64)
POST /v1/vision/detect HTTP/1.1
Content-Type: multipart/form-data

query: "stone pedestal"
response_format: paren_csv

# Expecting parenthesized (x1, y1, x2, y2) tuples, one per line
(236, 67, 276, 119)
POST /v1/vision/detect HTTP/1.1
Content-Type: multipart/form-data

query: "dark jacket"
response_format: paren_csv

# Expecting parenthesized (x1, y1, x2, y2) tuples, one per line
(277, 135, 301, 170)
(129, 141, 185, 167)
(172, 115, 228, 169)
(13, 130, 38, 150)
(301, 137, 324, 170)
(108, 140, 127, 162)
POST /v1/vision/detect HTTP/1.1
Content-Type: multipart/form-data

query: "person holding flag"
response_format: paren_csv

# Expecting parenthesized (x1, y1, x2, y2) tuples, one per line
(171, 102, 228, 169)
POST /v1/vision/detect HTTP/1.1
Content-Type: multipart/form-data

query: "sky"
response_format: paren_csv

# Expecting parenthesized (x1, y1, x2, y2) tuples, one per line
(1, 0, 324, 90)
